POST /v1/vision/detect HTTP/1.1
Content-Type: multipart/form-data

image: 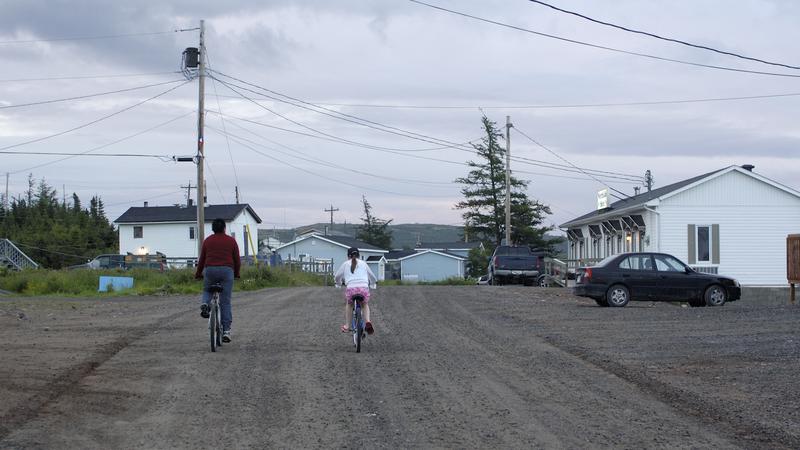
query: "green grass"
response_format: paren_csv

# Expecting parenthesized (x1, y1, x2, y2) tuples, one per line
(0, 265, 328, 297)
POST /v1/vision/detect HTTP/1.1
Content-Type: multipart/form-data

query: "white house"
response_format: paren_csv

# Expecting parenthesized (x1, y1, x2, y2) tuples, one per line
(274, 233, 389, 280)
(560, 165, 800, 286)
(114, 203, 262, 261)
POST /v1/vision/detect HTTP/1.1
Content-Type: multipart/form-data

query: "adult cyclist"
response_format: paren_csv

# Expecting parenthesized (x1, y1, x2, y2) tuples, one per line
(195, 218, 241, 343)
(334, 247, 377, 335)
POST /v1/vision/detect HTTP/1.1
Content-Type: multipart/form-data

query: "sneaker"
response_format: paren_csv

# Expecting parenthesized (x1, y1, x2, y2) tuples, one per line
(200, 304, 210, 319)
(365, 321, 374, 335)
(222, 330, 231, 343)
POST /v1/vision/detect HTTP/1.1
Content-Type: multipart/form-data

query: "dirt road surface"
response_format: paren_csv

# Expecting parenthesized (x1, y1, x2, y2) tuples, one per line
(1, 286, 797, 449)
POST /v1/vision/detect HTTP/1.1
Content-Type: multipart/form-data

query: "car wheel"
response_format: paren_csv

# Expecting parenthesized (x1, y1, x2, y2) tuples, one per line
(606, 284, 630, 307)
(538, 275, 550, 288)
(594, 298, 609, 307)
(704, 284, 727, 306)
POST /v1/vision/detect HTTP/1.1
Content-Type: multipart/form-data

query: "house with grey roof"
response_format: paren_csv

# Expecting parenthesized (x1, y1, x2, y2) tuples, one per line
(385, 249, 466, 282)
(274, 233, 389, 280)
(114, 203, 262, 261)
(560, 165, 800, 285)
(414, 241, 484, 259)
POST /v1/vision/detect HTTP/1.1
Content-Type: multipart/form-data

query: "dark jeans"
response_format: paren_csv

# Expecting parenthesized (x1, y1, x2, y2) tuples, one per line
(201, 266, 234, 331)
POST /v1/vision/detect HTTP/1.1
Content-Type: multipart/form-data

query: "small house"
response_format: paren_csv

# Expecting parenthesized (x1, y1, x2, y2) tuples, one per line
(114, 203, 262, 262)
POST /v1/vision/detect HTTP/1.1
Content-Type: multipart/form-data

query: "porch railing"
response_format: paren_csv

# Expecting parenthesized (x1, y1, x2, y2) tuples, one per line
(0, 239, 39, 271)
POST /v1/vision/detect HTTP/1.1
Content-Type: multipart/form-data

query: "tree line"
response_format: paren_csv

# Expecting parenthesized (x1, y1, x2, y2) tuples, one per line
(0, 175, 117, 269)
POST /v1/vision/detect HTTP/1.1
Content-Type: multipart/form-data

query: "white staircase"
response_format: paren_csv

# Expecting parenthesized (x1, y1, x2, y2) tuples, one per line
(0, 239, 39, 270)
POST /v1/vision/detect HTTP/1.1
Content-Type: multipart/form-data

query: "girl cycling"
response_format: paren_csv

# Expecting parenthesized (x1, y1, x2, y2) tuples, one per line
(334, 247, 378, 335)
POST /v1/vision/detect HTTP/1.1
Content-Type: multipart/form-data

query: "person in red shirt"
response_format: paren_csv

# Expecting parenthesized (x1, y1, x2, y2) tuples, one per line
(195, 218, 241, 342)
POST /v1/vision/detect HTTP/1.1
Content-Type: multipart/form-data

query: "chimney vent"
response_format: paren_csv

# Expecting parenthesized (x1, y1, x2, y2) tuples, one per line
(741, 164, 755, 172)
(143, 201, 148, 207)
(187, 198, 193, 207)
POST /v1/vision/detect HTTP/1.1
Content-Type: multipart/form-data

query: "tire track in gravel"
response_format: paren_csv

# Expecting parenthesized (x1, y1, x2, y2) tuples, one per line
(400, 286, 740, 448)
(0, 306, 192, 441)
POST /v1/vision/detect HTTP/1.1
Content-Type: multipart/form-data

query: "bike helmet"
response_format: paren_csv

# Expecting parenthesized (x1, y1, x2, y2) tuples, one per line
(347, 247, 360, 257)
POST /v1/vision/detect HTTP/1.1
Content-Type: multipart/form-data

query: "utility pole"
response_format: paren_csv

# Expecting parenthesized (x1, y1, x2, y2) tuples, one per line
(505, 115, 513, 245)
(645, 169, 653, 192)
(181, 182, 196, 205)
(4, 172, 9, 211)
(235, 186, 240, 204)
(195, 20, 206, 257)
(324, 204, 339, 228)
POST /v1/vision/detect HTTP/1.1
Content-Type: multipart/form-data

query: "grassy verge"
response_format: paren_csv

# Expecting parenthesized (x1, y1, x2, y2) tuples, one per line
(0, 266, 328, 297)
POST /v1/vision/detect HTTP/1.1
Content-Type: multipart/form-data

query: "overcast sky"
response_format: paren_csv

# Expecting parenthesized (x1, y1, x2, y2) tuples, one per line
(1, 0, 798, 235)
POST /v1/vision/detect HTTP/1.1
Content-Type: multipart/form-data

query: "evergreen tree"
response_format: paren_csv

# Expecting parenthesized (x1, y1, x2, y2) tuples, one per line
(355, 195, 393, 249)
(0, 175, 118, 268)
(455, 116, 553, 249)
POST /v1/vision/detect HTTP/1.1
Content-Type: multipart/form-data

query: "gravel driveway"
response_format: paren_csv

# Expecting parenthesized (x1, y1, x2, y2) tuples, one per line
(1, 286, 797, 448)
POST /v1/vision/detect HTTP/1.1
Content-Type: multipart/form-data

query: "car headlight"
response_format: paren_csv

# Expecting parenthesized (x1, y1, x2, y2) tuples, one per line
(733, 279, 740, 287)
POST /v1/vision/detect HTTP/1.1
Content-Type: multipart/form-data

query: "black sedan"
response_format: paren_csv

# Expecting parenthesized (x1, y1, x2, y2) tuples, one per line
(574, 252, 741, 307)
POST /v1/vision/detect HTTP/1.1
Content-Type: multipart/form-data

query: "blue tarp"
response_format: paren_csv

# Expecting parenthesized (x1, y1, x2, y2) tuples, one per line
(98, 276, 134, 292)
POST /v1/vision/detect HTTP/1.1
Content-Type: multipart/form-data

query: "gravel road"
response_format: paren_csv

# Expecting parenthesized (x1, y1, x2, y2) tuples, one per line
(1, 286, 797, 449)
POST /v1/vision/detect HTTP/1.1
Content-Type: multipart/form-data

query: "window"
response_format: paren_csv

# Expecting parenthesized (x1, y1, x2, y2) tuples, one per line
(696, 225, 711, 262)
(654, 254, 685, 272)
(189, 226, 195, 240)
(618, 254, 652, 271)
(133, 226, 143, 239)
(688, 224, 719, 264)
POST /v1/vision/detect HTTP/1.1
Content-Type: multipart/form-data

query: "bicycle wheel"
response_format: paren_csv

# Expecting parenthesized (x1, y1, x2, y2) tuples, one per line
(354, 306, 363, 353)
(215, 303, 223, 347)
(209, 300, 218, 353)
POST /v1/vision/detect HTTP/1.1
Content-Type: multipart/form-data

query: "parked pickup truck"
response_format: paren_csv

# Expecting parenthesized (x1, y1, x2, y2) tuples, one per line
(488, 246, 544, 286)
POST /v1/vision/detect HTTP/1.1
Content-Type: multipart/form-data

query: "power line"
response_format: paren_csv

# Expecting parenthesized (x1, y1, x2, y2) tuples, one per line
(512, 126, 633, 199)
(511, 155, 643, 181)
(205, 108, 473, 154)
(0, 28, 198, 45)
(9, 110, 194, 174)
(207, 122, 456, 187)
(0, 150, 172, 159)
(408, 0, 800, 79)
(0, 80, 191, 154)
(0, 71, 182, 83)
(216, 128, 456, 199)
(526, 0, 800, 71)
(205, 50, 240, 198)
(206, 108, 646, 184)
(310, 91, 800, 110)
(0, 79, 185, 110)
(103, 190, 185, 208)
(209, 71, 479, 151)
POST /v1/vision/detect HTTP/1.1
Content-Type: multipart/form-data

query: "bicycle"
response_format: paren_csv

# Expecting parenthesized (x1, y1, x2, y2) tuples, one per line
(207, 282, 224, 352)
(351, 293, 366, 353)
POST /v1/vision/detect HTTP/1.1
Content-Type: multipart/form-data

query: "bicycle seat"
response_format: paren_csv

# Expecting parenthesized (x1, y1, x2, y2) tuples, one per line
(207, 283, 224, 293)
(351, 294, 365, 303)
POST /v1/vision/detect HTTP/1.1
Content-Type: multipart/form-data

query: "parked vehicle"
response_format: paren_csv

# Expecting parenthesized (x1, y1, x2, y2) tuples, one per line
(488, 246, 544, 286)
(69, 253, 165, 271)
(574, 252, 741, 307)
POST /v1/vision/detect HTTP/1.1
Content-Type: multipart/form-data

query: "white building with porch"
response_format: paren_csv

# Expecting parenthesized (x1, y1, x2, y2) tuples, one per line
(114, 203, 262, 263)
(560, 165, 800, 286)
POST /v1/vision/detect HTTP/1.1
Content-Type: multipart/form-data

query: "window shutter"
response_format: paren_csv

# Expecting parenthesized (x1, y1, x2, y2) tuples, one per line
(687, 224, 696, 264)
(712, 224, 720, 264)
